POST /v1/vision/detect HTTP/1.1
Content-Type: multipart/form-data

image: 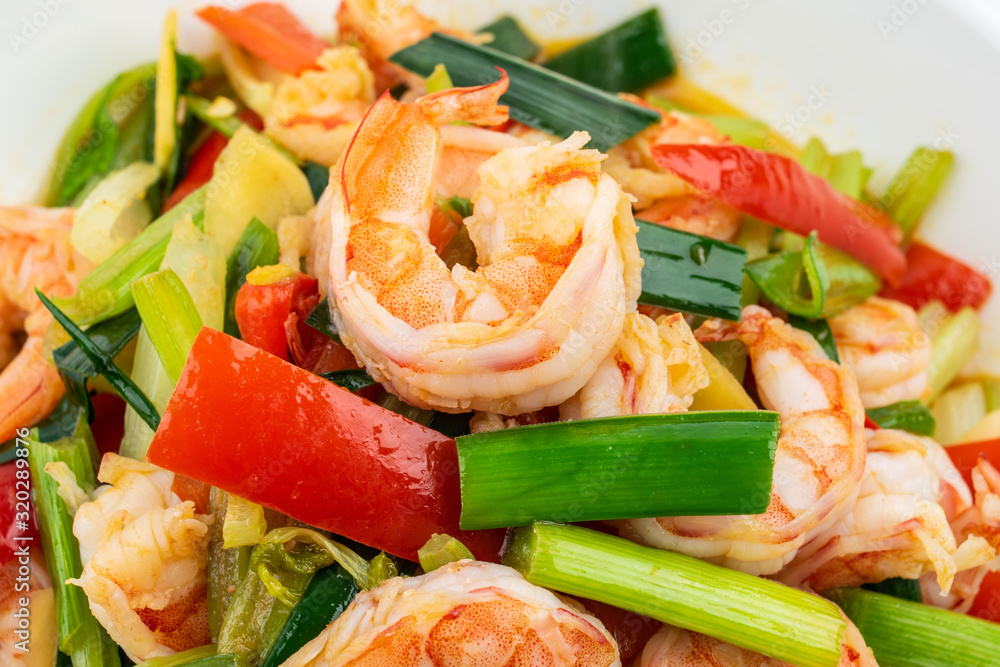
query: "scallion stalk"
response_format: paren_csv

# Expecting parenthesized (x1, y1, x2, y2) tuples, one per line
(222, 495, 267, 548)
(27, 417, 121, 667)
(417, 534, 474, 571)
(926, 307, 980, 401)
(881, 147, 954, 239)
(861, 577, 923, 603)
(51, 186, 207, 326)
(866, 400, 936, 437)
(479, 16, 541, 61)
(135, 645, 215, 667)
(207, 488, 251, 641)
(457, 411, 778, 529)
(542, 8, 675, 93)
(504, 522, 846, 667)
(366, 552, 399, 587)
(131, 270, 203, 383)
(827, 587, 1000, 667)
(389, 33, 661, 151)
(186, 94, 300, 164)
(223, 219, 280, 337)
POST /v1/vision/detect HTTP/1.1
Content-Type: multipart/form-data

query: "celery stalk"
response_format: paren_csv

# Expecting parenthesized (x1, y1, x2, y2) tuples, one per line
(931, 382, 986, 445)
(207, 488, 251, 641)
(926, 307, 980, 401)
(881, 147, 954, 239)
(153, 10, 179, 171)
(418, 534, 474, 572)
(222, 495, 267, 548)
(131, 270, 203, 383)
(136, 645, 215, 667)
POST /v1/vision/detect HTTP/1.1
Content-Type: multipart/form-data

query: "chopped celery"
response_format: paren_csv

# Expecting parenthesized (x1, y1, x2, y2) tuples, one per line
(207, 488, 251, 641)
(390, 33, 661, 151)
(131, 270, 203, 383)
(478, 16, 541, 61)
(917, 299, 950, 334)
(931, 382, 987, 445)
(699, 114, 770, 150)
(828, 587, 1000, 667)
(881, 147, 954, 238)
(866, 400, 936, 437)
(689, 342, 757, 411)
(27, 418, 121, 667)
(800, 138, 869, 199)
(543, 9, 675, 93)
(926, 307, 980, 401)
(418, 534, 474, 571)
(457, 411, 778, 529)
(504, 523, 845, 667)
(51, 186, 207, 326)
(223, 495, 267, 548)
(224, 219, 280, 337)
(366, 552, 399, 587)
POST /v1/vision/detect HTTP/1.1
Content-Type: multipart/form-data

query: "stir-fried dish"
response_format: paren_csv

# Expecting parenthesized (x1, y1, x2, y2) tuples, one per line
(3, 3, 1000, 666)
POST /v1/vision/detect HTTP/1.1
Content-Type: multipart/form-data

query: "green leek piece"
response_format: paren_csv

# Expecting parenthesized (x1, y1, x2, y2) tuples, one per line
(418, 534, 475, 571)
(931, 382, 986, 445)
(746, 232, 880, 319)
(131, 270, 203, 383)
(861, 577, 923, 603)
(259, 566, 359, 667)
(828, 587, 1000, 667)
(27, 418, 121, 667)
(222, 495, 267, 549)
(366, 552, 399, 587)
(51, 186, 207, 326)
(478, 16, 541, 61)
(207, 488, 251, 641)
(37, 291, 160, 431)
(458, 411, 779, 529)
(926, 307, 980, 401)
(866, 400, 936, 437)
(788, 315, 839, 363)
(543, 9, 675, 93)
(320, 369, 377, 394)
(389, 33, 661, 151)
(636, 220, 746, 321)
(304, 299, 340, 343)
(135, 645, 215, 667)
(185, 94, 300, 165)
(223, 219, 280, 337)
(504, 523, 846, 667)
(881, 147, 954, 238)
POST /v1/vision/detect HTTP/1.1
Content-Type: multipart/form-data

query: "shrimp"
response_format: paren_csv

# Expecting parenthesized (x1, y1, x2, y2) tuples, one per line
(64, 454, 212, 662)
(778, 428, 995, 595)
(829, 296, 931, 408)
(617, 306, 866, 575)
(324, 76, 643, 415)
(638, 613, 877, 667)
(281, 559, 620, 666)
(264, 46, 377, 167)
(604, 101, 742, 242)
(560, 312, 708, 420)
(0, 554, 55, 667)
(0, 206, 91, 442)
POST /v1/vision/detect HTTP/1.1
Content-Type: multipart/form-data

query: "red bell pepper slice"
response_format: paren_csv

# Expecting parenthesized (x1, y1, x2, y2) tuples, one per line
(196, 3, 327, 75)
(146, 328, 506, 562)
(651, 144, 907, 285)
(1, 459, 41, 567)
(235, 267, 319, 362)
(946, 438, 1000, 493)
(90, 393, 127, 458)
(880, 241, 992, 312)
(969, 572, 1000, 623)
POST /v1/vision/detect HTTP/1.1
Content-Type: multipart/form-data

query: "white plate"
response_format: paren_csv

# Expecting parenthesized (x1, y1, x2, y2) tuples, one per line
(1, 0, 997, 369)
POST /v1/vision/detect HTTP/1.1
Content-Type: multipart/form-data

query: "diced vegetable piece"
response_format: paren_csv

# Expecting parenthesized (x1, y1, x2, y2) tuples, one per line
(926, 307, 980, 401)
(204, 126, 314, 256)
(424, 63, 454, 93)
(478, 16, 541, 61)
(366, 552, 399, 587)
(146, 328, 506, 561)
(959, 409, 1000, 443)
(51, 186, 207, 325)
(880, 242, 992, 312)
(186, 95, 296, 164)
(71, 162, 160, 265)
(224, 219, 281, 337)
(458, 411, 778, 529)
(26, 419, 121, 667)
(154, 10, 179, 170)
(799, 138, 869, 199)
(135, 645, 215, 667)
(827, 587, 1000, 667)
(702, 115, 770, 150)
(223, 495, 267, 548)
(259, 565, 359, 667)
(38, 291, 160, 431)
(504, 523, 846, 667)
(861, 577, 923, 603)
(651, 144, 906, 284)
(746, 232, 881, 319)
(788, 315, 840, 362)
(984, 380, 1000, 412)
(196, 3, 328, 75)
(881, 147, 954, 238)
(932, 383, 986, 445)
(543, 9, 675, 93)
(207, 488, 250, 641)
(689, 343, 757, 411)
(418, 534, 475, 571)
(234, 267, 317, 360)
(390, 33, 661, 152)
(916, 298, 950, 333)
(636, 220, 746, 320)
(866, 400, 936, 437)
(131, 270, 203, 384)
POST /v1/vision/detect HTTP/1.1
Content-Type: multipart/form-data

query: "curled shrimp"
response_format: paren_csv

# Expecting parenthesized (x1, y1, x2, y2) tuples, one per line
(264, 46, 377, 167)
(618, 306, 866, 575)
(0, 206, 91, 442)
(64, 454, 212, 662)
(778, 428, 995, 594)
(829, 296, 931, 408)
(282, 559, 620, 666)
(0, 554, 54, 667)
(560, 312, 708, 420)
(638, 612, 877, 667)
(324, 75, 642, 415)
